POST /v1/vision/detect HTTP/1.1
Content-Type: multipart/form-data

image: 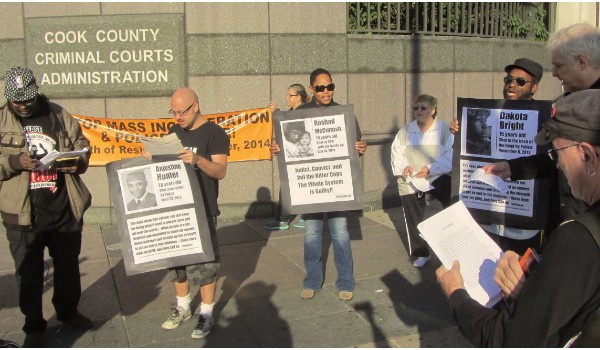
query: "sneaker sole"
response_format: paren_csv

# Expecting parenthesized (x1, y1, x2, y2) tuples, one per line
(162, 314, 192, 330)
(191, 330, 212, 339)
(413, 259, 431, 268)
(265, 226, 289, 230)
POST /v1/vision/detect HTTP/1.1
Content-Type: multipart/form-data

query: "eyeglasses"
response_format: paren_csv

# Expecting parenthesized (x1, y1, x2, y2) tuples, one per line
(413, 106, 429, 111)
(503, 76, 531, 87)
(287, 94, 299, 98)
(547, 143, 580, 161)
(313, 83, 335, 93)
(169, 102, 195, 117)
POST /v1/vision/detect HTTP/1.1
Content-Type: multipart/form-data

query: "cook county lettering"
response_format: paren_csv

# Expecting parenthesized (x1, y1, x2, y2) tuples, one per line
(41, 70, 168, 85)
(31, 26, 178, 87)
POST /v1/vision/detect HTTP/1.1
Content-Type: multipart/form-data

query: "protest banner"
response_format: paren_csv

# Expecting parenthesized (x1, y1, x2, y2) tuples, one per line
(451, 98, 552, 229)
(75, 107, 272, 166)
(274, 105, 364, 214)
(106, 155, 214, 275)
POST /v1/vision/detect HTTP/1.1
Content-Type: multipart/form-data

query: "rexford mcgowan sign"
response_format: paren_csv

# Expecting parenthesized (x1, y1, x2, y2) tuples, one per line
(25, 14, 185, 98)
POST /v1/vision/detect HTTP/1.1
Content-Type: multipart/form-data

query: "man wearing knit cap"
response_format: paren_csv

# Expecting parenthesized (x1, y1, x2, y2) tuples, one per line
(0, 67, 93, 347)
(437, 89, 600, 347)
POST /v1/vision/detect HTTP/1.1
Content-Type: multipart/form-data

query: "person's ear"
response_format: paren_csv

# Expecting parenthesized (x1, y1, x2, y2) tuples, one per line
(530, 82, 538, 96)
(583, 143, 600, 177)
(575, 54, 588, 71)
(580, 142, 598, 166)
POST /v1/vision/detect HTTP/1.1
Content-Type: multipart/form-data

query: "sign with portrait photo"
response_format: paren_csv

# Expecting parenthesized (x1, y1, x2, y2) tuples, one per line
(274, 105, 364, 214)
(451, 98, 552, 229)
(106, 155, 214, 275)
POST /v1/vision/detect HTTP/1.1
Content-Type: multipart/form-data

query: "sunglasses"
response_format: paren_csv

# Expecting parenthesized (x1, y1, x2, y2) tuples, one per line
(413, 106, 429, 111)
(313, 83, 335, 93)
(503, 76, 531, 87)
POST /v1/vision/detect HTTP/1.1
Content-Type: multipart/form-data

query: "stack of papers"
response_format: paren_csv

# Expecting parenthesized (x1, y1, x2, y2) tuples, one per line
(140, 134, 184, 155)
(417, 201, 503, 308)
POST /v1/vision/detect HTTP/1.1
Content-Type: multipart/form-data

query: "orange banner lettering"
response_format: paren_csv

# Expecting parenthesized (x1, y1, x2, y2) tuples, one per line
(75, 107, 272, 166)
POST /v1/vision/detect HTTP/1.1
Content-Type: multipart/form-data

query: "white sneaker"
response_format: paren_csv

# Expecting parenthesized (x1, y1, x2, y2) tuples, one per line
(413, 256, 431, 268)
(162, 307, 192, 329)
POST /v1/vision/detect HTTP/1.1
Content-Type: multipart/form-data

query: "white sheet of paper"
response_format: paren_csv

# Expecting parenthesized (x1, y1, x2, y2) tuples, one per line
(409, 176, 434, 192)
(37, 148, 89, 170)
(140, 134, 184, 156)
(417, 201, 503, 308)
(467, 168, 509, 195)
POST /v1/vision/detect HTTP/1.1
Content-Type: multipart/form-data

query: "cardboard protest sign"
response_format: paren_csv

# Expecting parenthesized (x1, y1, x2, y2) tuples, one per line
(451, 98, 552, 229)
(274, 105, 364, 214)
(106, 155, 214, 275)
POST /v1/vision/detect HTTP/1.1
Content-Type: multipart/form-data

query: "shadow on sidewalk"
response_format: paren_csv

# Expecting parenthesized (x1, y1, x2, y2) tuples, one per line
(0, 274, 19, 311)
(354, 301, 391, 347)
(205, 281, 291, 347)
(212, 187, 275, 315)
(46, 258, 165, 347)
(381, 269, 456, 347)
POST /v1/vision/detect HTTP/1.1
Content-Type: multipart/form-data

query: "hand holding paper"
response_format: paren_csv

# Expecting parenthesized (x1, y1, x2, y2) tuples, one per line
(418, 201, 503, 307)
(140, 134, 184, 156)
(37, 148, 88, 170)
(409, 176, 435, 192)
(436, 260, 466, 297)
(467, 168, 509, 195)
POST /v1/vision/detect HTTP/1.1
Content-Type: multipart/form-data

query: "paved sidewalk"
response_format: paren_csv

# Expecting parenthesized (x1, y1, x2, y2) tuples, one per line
(0, 207, 473, 348)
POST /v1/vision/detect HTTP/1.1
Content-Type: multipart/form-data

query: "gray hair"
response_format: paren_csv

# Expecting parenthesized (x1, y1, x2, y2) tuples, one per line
(288, 83, 310, 103)
(547, 23, 600, 69)
(414, 94, 438, 117)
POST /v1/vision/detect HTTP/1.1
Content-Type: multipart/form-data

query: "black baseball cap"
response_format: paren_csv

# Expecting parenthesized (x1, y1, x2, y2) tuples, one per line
(504, 58, 543, 82)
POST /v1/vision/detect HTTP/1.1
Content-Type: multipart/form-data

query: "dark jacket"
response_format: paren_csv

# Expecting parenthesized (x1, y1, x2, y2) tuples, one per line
(0, 96, 91, 226)
(507, 77, 600, 237)
(448, 204, 600, 347)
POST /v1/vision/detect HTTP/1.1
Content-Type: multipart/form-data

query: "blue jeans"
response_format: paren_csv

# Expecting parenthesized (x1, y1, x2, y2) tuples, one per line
(303, 212, 355, 292)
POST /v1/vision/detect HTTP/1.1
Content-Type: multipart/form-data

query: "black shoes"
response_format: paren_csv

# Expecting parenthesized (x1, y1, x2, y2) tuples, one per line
(58, 312, 93, 331)
(23, 333, 45, 348)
